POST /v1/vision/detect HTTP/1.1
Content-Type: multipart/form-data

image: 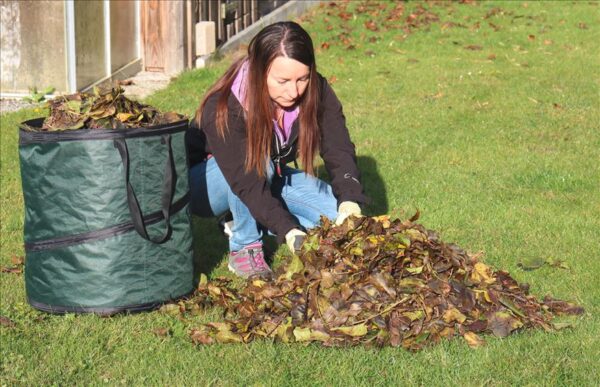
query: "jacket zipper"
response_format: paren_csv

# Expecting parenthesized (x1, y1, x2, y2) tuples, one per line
(273, 120, 299, 176)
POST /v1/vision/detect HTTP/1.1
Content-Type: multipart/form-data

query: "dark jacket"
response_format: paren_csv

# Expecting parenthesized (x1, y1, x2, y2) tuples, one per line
(185, 74, 368, 238)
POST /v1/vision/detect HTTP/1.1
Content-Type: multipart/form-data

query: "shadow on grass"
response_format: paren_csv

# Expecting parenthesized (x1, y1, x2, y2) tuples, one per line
(316, 155, 388, 216)
(190, 216, 279, 280)
(358, 155, 388, 216)
(191, 216, 227, 281)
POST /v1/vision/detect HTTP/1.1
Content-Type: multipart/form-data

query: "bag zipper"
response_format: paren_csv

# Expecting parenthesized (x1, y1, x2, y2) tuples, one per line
(24, 193, 189, 252)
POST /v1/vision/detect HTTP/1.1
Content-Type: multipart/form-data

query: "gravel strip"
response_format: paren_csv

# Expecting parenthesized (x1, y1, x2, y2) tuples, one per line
(0, 98, 37, 114)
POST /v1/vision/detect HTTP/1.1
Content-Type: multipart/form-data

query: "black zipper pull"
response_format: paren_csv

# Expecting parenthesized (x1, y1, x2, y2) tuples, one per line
(274, 132, 282, 177)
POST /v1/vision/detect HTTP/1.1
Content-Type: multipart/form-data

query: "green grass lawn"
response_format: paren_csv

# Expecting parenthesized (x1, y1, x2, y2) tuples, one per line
(2, 1, 599, 385)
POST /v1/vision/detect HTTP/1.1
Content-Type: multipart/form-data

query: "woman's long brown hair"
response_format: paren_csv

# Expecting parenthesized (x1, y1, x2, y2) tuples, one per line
(193, 22, 320, 176)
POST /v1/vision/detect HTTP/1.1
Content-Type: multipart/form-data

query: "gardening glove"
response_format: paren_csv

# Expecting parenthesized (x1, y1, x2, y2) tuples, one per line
(285, 228, 306, 253)
(335, 201, 362, 225)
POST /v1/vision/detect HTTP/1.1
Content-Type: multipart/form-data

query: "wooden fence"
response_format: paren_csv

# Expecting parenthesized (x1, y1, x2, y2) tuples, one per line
(194, 0, 288, 47)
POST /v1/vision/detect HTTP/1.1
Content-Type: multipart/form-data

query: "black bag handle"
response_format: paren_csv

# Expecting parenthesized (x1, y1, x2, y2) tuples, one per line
(114, 135, 176, 244)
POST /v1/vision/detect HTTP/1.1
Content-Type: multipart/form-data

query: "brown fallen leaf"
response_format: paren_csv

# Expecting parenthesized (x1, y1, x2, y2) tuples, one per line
(364, 20, 379, 32)
(338, 11, 352, 21)
(463, 331, 486, 348)
(190, 328, 214, 345)
(465, 45, 483, 51)
(488, 22, 501, 31)
(1, 256, 24, 274)
(0, 316, 16, 328)
(153, 328, 171, 337)
(517, 257, 546, 271)
(11, 255, 24, 266)
(0, 266, 22, 274)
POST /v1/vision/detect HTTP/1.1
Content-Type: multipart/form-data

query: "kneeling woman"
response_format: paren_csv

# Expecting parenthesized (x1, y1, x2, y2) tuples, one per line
(186, 21, 367, 278)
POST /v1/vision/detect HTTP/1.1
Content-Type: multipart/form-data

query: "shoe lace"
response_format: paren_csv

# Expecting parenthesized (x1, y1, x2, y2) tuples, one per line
(250, 248, 268, 271)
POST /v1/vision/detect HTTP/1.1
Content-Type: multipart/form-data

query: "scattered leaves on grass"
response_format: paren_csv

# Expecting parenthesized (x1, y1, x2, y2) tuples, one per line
(488, 22, 501, 32)
(320, 1, 446, 46)
(338, 11, 352, 21)
(463, 331, 485, 348)
(0, 316, 16, 328)
(364, 20, 379, 32)
(441, 22, 467, 30)
(1, 255, 24, 275)
(517, 257, 569, 271)
(22, 87, 184, 132)
(160, 215, 584, 350)
(153, 328, 171, 337)
(485, 7, 505, 19)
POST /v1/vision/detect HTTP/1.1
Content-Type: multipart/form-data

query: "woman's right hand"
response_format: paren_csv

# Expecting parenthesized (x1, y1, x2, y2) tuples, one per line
(335, 201, 362, 225)
(285, 228, 306, 253)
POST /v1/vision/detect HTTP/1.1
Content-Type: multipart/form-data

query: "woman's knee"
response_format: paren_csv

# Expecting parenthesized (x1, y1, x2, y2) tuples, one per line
(189, 158, 230, 216)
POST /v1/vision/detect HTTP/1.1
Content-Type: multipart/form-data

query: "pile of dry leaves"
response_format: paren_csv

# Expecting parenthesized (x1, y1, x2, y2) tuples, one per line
(23, 87, 183, 131)
(164, 214, 583, 350)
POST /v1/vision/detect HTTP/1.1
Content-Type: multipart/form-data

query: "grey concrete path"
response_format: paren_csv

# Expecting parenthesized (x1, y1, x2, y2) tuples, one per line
(120, 71, 172, 100)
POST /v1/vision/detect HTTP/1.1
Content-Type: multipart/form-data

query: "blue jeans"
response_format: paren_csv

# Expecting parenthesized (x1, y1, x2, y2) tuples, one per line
(189, 157, 338, 251)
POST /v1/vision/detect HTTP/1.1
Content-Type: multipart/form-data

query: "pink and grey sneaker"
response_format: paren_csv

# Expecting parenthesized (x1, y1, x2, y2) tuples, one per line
(228, 242, 272, 279)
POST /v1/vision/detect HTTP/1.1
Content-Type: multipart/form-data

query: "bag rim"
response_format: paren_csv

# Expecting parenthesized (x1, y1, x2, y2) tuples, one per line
(19, 117, 189, 145)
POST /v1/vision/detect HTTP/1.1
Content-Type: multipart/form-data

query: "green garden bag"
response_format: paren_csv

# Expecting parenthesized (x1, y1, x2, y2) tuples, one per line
(18, 118, 194, 315)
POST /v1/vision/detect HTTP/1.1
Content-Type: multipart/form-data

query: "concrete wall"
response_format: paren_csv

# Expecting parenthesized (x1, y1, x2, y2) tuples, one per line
(111, 1, 138, 73)
(0, 0, 140, 95)
(0, 0, 319, 95)
(0, 0, 67, 93)
(74, 1, 106, 90)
